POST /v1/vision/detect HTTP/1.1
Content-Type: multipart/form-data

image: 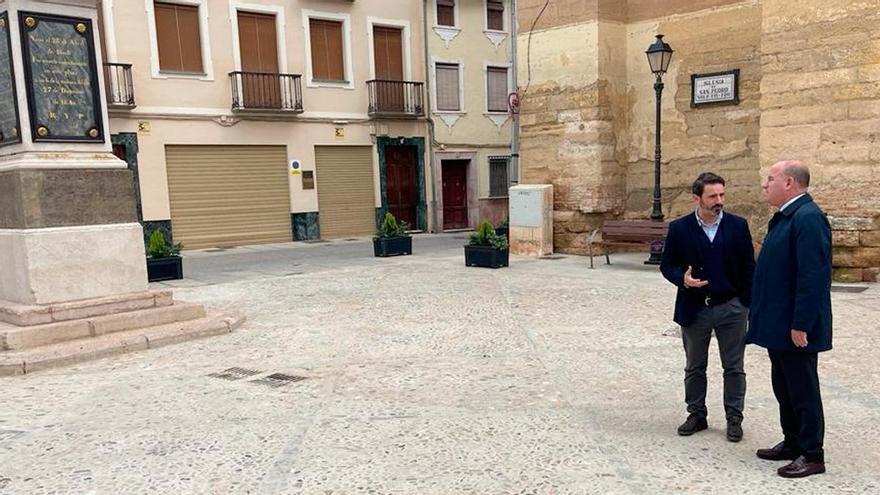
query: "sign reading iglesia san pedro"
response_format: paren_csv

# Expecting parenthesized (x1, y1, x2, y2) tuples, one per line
(0, 12, 22, 147)
(691, 69, 739, 107)
(19, 12, 103, 142)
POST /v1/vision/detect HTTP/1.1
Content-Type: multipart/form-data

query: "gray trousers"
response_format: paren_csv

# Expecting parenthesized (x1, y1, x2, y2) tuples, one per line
(681, 298, 748, 420)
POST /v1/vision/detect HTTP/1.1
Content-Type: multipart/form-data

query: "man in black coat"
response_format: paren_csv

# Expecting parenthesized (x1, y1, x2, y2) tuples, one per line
(661, 172, 755, 442)
(747, 160, 832, 478)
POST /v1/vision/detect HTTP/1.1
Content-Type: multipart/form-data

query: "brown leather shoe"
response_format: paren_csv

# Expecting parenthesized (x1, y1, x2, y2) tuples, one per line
(756, 441, 799, 461)
(777, 456, 825, 478)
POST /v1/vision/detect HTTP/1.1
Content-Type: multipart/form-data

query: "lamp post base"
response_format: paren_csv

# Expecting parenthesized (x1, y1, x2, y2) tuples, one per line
(644, 239, 665, 265)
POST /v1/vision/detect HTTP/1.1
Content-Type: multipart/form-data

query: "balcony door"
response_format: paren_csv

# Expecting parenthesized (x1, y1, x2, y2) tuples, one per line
(372, 26, 404, 113)
(237, 11, 280, 109)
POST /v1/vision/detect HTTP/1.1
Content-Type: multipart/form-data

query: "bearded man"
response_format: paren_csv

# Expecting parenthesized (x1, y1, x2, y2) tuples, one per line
(660, 172, 756, 442)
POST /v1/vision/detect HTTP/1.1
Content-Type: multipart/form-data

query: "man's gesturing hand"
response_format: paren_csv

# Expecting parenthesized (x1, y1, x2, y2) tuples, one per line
(684, 266, 709, 288)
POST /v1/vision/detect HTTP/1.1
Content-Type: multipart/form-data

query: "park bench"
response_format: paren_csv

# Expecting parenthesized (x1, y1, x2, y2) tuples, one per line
(587, 220, 670, 268)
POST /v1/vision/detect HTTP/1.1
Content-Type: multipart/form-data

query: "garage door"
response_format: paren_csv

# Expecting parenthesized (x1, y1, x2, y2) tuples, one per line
(315, 146, 376, 238)
(165, 145, 291, 249)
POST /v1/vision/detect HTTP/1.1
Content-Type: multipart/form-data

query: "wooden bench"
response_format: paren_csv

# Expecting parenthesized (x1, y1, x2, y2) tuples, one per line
(588, 220, 670, 268)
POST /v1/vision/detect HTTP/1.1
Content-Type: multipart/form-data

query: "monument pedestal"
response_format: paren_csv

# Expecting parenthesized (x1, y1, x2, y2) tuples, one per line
(0, 1, 244, 374)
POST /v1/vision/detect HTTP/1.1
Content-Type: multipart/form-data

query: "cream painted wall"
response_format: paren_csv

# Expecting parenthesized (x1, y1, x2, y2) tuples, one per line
(427, 0, 512, 199)
(105, 0, 425, 117)
(111, 117, 426, 221)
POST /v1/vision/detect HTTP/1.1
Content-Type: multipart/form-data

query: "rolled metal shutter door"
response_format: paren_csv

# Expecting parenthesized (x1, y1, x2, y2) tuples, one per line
(165, 145, 291, 249)
(314, 145, 376, 238)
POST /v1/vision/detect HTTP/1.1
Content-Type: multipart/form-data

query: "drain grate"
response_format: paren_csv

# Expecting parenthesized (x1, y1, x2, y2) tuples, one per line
(207, 367, 262, 381)
(830, 285, 868, 293)
(249, 373, 307, 388)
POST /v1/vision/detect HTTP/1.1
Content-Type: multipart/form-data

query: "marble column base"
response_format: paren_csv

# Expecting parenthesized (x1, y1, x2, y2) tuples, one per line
(0, 223, 148, 305)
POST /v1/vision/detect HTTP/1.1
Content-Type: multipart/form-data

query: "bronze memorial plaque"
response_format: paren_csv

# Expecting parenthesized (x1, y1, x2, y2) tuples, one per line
(19, 12, 103, 142)
(0, 12, 21, 146)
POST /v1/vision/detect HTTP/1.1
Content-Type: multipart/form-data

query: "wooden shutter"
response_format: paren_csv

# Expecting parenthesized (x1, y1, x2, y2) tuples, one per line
(238, 11, 278, 73)
(310, 19, 345, 81)
(314, 146, 376, 239)
(487, 0, 504, 31)
(435, 63, 459, 111)
(437, 0, 455, 27)
(487, 66, 508, 112)
(372, 26, 403, 80)
(165, 145, 291, 249)
(154, 2, 203, 73)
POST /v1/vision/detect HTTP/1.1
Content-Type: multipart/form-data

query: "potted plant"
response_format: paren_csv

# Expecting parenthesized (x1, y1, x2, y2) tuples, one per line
(146, 229, 183, 282)
(373, 212, 412, 257)
(464, 221, 509, 268)
(495, 218, 509, 239)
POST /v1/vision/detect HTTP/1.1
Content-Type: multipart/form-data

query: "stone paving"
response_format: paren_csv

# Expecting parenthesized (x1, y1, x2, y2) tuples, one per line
(0, 235, 878, 494)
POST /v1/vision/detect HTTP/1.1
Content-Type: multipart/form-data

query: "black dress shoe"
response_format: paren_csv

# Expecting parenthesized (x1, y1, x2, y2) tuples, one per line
(726, 418, 743, 442)
(778, 456, 826, 478)
(677, 414, 708, 436)
(756, 441, 799, 461)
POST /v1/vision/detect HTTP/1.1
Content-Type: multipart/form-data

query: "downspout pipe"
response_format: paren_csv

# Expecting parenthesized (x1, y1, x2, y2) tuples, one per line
(510, 0, 520, 186)
(422, 0, 439, 233)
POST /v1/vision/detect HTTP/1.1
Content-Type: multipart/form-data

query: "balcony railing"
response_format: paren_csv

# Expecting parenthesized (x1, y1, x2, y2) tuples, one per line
(367, 80, 424, 117)
(103, 63, 135, 108)
(229, 71, 303, 112)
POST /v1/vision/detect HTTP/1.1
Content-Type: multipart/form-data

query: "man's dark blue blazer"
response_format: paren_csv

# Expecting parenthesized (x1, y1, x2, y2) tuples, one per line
(746, 194, 833, 353)
(660, 211, 756, 327)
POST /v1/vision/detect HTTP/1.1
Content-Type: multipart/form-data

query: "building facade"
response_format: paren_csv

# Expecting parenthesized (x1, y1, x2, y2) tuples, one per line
(517, 0, 880, 281)
(101, 0, 430, 249)
(427, 0, 516, 231)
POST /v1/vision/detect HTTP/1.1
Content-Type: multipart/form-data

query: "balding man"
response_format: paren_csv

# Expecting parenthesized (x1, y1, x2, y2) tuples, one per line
(747, 160, 832, 478)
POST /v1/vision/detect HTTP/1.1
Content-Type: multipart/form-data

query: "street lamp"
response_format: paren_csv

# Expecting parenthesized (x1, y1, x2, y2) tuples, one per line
(644, 34, 673, 264)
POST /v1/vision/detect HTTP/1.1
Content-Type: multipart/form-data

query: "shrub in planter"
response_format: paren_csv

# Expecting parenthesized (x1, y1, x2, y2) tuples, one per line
(146, 230, 183, 282)
(464, 221, 509, 268)
(495, 218, 509, 238)
(373, 212, 412, 257)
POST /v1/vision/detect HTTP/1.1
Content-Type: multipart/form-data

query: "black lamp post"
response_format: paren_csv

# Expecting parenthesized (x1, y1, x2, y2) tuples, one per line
(644, 34, 673, 264)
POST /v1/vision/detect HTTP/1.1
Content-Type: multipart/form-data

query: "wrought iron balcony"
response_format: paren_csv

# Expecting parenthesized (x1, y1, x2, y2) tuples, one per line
(103, 63, 135, 108)
(229, 71, 303, 112)
(367, 80, 424, 118)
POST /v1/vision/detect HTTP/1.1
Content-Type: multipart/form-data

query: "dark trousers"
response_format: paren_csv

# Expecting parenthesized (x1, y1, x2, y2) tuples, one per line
(681, 298, 748, 420)
(768, 350, 825, 463)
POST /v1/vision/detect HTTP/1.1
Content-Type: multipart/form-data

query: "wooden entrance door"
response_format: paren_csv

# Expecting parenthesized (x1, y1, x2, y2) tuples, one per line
(237, 11, 280, 108)
(385, 145, 418, 229)
(442, 160, 468, 230)
(372, 26, 404, 112)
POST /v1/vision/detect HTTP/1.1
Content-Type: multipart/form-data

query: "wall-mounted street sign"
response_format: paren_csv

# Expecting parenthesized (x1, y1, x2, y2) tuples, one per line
(691, 69, 739, 107)
(19, 12, 104, 142)
(0, 12, 22, 147)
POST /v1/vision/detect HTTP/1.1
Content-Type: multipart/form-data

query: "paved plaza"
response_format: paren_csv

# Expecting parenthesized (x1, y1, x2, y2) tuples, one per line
(0, 234, 878, 494)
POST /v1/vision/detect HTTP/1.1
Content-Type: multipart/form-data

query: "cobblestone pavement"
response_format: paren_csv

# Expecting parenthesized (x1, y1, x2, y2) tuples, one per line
(1, 235, 878, 494)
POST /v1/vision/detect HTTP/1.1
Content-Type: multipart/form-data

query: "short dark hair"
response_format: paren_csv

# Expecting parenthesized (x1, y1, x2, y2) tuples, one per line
(692, 172, 725, 196)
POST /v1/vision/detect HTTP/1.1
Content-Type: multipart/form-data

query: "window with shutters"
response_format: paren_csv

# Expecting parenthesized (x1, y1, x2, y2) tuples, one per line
(434, 62, 461, 112)
(488, 156, 511, 197)
(486, 66, 509, 113)
(154, 2, 204, 73)
(436, 0, 456, 27)
(486, 0, 505, 31)
(309, 18, 346, 82)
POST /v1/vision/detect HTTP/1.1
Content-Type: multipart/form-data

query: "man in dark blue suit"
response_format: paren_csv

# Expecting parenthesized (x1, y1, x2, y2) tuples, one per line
(747, 160, 832, 478)
(661, 172, 755, 442)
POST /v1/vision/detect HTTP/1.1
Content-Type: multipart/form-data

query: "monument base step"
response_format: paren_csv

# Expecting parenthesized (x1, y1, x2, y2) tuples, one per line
(0, 310, 245, 377)
(0, 290, 174, 326)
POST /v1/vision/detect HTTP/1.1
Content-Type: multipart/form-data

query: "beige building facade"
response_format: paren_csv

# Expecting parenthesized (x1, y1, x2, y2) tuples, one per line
(101, 0, 431, 249)
(517, 0, 880, 281)
(427, 0, 516, 230)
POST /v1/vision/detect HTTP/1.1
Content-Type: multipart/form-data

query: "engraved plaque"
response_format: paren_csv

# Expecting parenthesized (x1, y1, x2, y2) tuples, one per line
(19, 12, 103, 142)
(0, 12, 21, 147)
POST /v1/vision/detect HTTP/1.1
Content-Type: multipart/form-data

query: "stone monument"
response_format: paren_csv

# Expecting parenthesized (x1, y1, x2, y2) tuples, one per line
(0, 0, 243, 376)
